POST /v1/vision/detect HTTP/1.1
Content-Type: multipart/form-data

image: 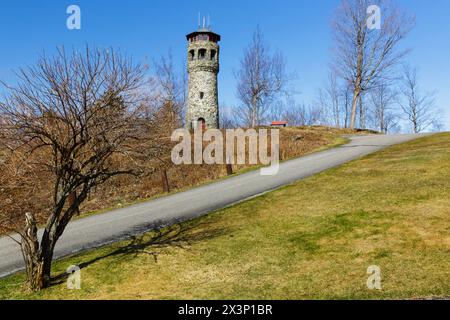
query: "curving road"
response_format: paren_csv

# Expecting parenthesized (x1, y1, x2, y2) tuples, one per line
(0, 133, 429, 278)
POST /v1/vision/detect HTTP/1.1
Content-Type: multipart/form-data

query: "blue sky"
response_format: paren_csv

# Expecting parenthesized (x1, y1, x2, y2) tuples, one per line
(0, 0, 449, 128)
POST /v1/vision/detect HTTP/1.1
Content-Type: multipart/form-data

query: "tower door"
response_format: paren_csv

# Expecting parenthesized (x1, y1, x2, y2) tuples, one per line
(198, 118, 206, 130)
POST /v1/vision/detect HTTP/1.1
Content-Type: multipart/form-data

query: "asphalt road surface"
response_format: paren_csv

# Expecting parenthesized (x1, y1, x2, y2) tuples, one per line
(0, 133, 429, 278)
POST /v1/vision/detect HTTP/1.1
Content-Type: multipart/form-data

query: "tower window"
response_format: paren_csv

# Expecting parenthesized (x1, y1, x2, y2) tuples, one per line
(210, 49, 216, 60)
(199, 92, 204, 99)
(198, 49, 206, 60)
(189, 50, 195, 61)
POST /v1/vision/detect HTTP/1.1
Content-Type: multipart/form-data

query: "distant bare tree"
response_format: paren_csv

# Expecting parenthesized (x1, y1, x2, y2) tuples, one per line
(331, 0, 414, 129)
(281, 101, 324, 127)
(317, 72, 342, 128)
(307, 104, 327, 126)
(341, 84, 353, 128)
(219, 104, 239, 129)
(235, 26, 291, 127)
(151, 53, 185, 132)
(399, 65, 439, 133)
(431, 119, 445, 132)
(369, 84, 399, 133)
(279, 101, 306, 126)
(316, 72, 358, 128)
(0, 47, 150, 291)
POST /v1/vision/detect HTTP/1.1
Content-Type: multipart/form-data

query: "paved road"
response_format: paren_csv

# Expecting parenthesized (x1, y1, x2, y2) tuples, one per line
(0, 133, 429, 278)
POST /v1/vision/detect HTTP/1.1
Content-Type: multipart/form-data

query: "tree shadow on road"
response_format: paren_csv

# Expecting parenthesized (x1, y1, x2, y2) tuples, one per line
(50, 218, 229, 287)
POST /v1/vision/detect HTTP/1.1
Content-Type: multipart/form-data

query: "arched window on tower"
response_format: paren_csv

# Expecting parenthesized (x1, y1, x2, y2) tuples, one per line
(210, 49, 216, 61)
(198, 49, 206, 60)
(189, 50, 195, 61)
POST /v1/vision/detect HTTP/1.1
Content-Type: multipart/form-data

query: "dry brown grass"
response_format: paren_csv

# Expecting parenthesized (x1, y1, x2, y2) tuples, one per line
(0, 126, 355, 235)
(67, 126, 353, 218)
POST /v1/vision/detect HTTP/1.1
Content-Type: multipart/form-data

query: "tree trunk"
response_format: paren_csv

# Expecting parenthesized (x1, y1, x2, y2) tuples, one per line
(23, 253, 53, 292)
(412, 109, 419, 133)
(358, 95, 365, 129)
(161, 169, 170, 193)
(23, 256, 45, 292)
(251, 96, 258, 128)
(226, 163, 233, 175)
(21, 208, 67, 291)
(21, 213, 52, 291)
(349, 90, 360, 129)
(40, 240, 55, 285)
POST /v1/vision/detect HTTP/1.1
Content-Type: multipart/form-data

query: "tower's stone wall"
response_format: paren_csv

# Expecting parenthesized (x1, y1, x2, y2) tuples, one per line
(186, 39, 220, 129)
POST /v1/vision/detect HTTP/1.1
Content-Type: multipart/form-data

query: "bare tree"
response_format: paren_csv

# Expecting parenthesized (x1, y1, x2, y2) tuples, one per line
(369, 84, 399, 133)
(399, 65, 439, 133)
(219, 103, 239, 129)
(431, 119, 445, 132)
(235, 26, 290, 127)
(279, 101, 324, 127)
(151, 52, 185, 132)
(316, 72, 358, 128)
(0, 47, 150, 291)
(331, 0, 414, 129)
(317, 72, 342, 128)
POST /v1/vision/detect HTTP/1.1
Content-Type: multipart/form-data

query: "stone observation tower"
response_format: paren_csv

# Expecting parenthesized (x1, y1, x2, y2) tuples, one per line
(186, 18, 221, 129)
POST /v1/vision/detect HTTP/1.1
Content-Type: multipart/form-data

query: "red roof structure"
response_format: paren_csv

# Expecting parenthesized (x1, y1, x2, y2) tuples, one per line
(271, 121, 288, 126)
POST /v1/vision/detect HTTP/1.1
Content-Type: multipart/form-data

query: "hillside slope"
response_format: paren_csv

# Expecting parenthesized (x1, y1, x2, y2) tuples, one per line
(0, 126, 351, 235)
(1, 132, 449, 299)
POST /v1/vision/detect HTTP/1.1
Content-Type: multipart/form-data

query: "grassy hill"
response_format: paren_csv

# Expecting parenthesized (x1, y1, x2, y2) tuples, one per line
(1, 132, 449, 299)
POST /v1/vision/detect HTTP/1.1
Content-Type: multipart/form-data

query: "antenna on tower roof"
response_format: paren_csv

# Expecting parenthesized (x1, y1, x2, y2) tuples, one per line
(197, 13, 212, 31)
